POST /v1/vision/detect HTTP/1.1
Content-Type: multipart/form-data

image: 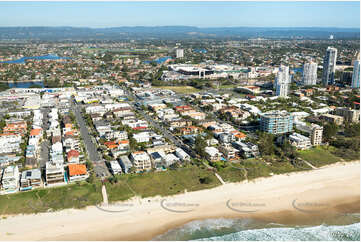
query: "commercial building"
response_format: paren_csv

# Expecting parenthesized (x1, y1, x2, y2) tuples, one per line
(351, 60, 360, 89)
(322, 47, 337, 86)
(302, 61, 318, 86)
(260, 111, 294, 134)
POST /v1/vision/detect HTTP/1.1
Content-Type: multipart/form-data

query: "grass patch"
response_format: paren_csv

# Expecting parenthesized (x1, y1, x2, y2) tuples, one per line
(219, 158, 307, 183)
(219, 84, 238, 89)
(106, 166, 220, 202)
(298, 146, 341, 167)
(157, 86, 200, 94)
(217, 165, 246, 183)
(0, 182, 103, 216)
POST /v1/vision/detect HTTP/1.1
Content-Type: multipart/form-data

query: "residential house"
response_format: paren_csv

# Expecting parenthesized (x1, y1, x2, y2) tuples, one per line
(119, 155, 133, 173)
(20, 169, 42, 191)
(67, 150, 80, 163)
(205, 146, 222, 162)
(45, 162, 65, 186)
(0, 165, 20, 194)
(110, 160, 122, 175)
(180, 126, 202, 135)
(232, 141, 260, 158)
(133, 132, 150, 143)
(219, 144, 238, 160)
(175, 148, 190, 161)
(168, 119, 192, 128)
(68, 164, 89, 182)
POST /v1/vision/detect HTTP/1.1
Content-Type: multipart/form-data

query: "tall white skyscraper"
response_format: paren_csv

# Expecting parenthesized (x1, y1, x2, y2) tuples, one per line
(275, 65, 290, 97)
(274, 65, 290, 89)
(276, 82, 289, 97)
(302, 61, 318, 86)
(322, 47, 337, 86)
(176, 49, 184, 58)
(351, 60, 360, 89)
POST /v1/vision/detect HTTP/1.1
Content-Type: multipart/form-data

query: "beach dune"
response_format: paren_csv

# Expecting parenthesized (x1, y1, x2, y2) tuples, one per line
(0, 161, 359, 241)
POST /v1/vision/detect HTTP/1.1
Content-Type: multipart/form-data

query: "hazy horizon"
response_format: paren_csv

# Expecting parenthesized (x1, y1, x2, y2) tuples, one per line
(0, 1, 359, 28)
(0, 25, 359, 29)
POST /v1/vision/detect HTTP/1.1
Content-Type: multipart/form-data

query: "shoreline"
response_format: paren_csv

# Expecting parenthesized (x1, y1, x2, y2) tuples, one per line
(0, 161, 359, 241)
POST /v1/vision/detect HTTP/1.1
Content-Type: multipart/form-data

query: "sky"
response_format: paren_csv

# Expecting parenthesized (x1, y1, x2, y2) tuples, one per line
(0, 1, 359, 28)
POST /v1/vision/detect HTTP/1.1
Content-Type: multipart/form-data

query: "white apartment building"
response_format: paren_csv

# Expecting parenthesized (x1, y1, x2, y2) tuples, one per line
(175, 148, 190, 161)
(302, 61, 318, 86)
(130, 151, 152, 172)
(133, 132, 150, 143)
(110, 160, 122, 175)
(205, 146, 222, 162)
(176, 49, 184, 58)
(289, 133, 312, 150)
(310, 124, 323, 146)
(351, 60, 360, 88)
(0, 165, 20, 194)
(45, 162, 66, 186)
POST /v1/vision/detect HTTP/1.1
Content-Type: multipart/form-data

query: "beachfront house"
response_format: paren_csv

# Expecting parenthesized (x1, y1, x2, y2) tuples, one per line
(68, 164, 89, 182)
(0, 165, 20, 194)
(130, 151, 152, 172)
(20, 169, 42, 191)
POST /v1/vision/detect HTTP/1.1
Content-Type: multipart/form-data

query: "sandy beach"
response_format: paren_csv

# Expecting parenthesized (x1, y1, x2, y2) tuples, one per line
(0, 161, 359, 241)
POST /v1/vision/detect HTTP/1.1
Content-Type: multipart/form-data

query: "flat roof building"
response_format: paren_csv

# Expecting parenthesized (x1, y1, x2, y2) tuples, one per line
(20, 169, 42, 191)
(260, 111, 293, 134)
(0, 165, 20, 194)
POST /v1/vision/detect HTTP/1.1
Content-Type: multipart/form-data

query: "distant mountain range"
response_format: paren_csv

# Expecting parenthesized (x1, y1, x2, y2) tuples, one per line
(0, 26, 359, 40)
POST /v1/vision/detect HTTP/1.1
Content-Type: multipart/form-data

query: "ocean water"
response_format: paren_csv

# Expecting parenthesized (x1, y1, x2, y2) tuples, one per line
(153, 214, 360, 241)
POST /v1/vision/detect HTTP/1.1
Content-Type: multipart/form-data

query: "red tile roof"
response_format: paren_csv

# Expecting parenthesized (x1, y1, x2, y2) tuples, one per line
(67, 149, 80, 160)
(68, 164, 87, 176)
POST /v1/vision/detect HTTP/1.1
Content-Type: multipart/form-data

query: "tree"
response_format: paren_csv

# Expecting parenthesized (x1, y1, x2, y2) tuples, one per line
(195, 135, 207, 158)
(344, 123, 360, 137)
(257, 132, 275, 156)
(323, 123, 338, 142)
(87, 173, 96, 184)
(281, 140, 297, 159)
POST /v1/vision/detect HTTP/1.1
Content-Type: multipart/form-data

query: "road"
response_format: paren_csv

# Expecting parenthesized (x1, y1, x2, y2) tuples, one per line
(39, 108, 50, 169)
(71, 98, 110, 177)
